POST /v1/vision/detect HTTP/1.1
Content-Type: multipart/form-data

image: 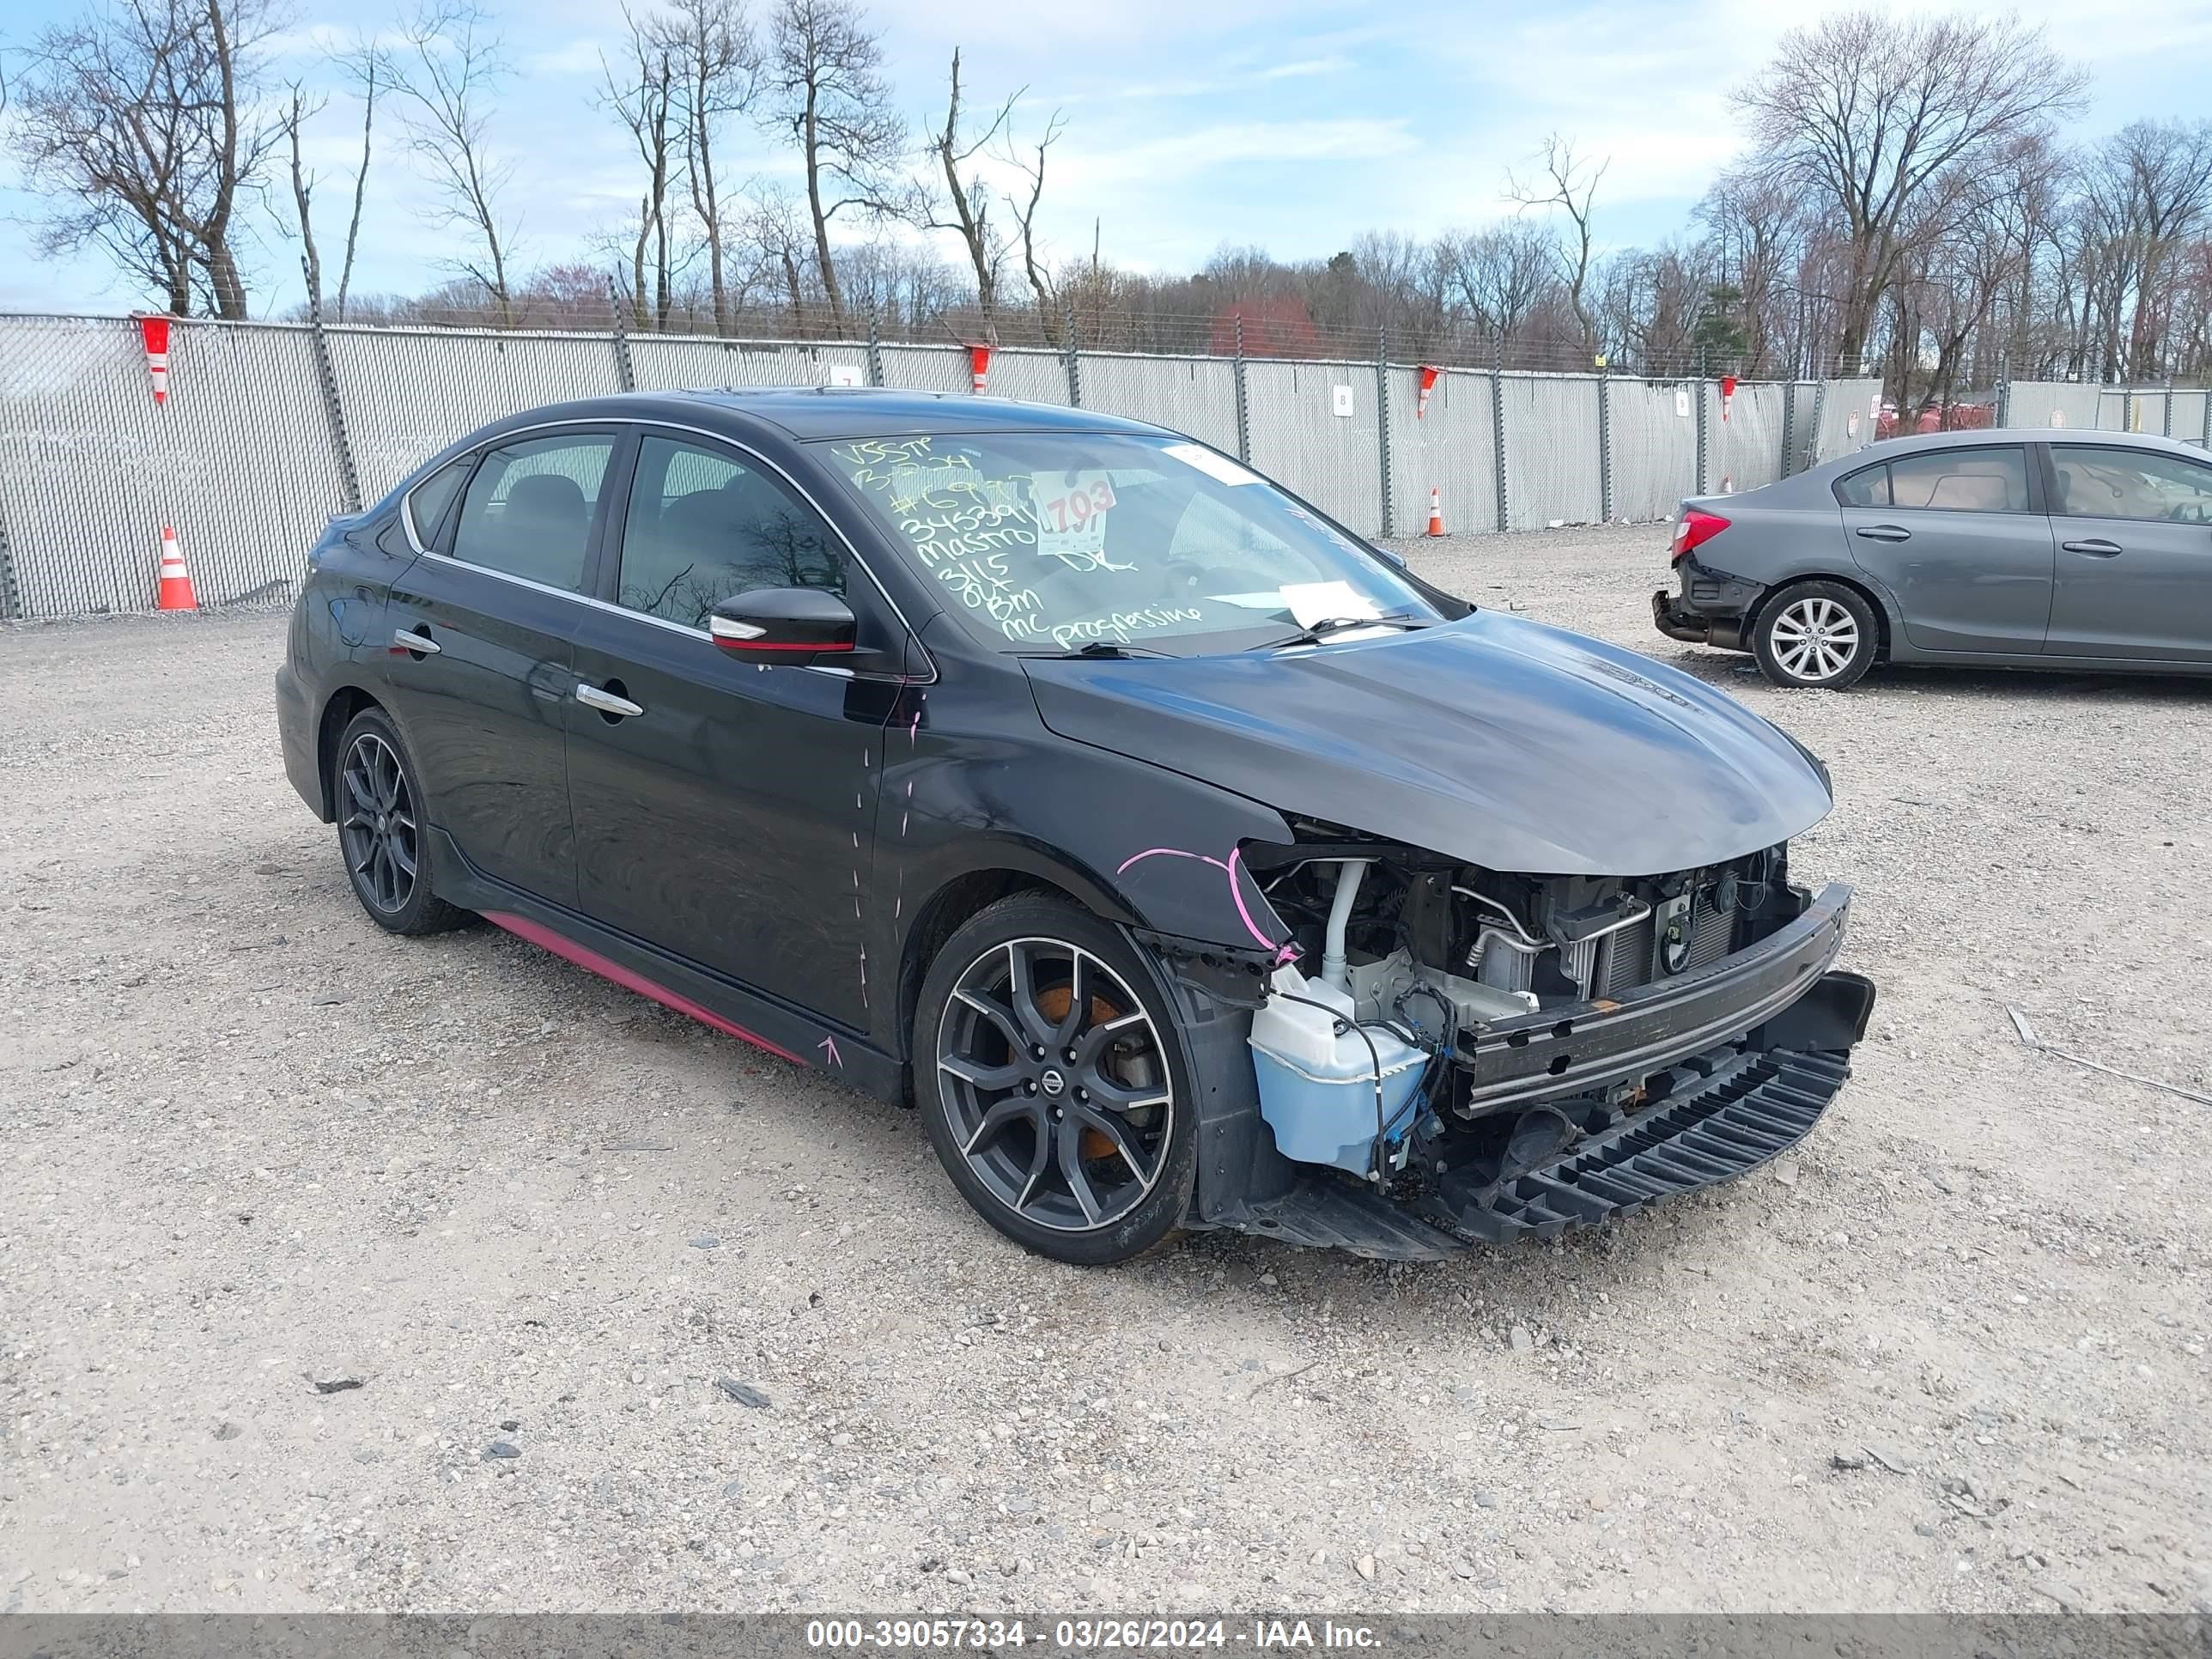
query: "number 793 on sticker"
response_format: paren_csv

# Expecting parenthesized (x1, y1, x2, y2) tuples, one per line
(1032, 475, 1116, 532)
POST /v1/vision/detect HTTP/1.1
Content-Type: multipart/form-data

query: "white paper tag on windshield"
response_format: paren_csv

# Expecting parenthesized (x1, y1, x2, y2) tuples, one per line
(1028, 470, 1119, 564)
(1161, 442, 1260, 486)
(1279, 580, 1382, 627)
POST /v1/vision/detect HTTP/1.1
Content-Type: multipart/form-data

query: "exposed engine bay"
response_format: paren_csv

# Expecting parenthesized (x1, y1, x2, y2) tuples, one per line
(1232, 821, 1855, 1219)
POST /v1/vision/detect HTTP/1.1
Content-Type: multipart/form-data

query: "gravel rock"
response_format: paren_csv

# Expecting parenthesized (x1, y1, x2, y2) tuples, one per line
(3, 536, 2204, 1616)
(715, 1379, 770, 1408)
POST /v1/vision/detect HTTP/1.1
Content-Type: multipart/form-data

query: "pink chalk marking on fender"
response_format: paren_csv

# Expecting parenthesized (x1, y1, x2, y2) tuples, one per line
(1115, 845, 1287, 957)
(483, 911, 807, 1066)
(817, 1035, 842, 1067)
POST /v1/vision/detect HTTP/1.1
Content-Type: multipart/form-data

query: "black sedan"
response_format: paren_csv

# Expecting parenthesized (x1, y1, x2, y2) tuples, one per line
(277, 390, 1874, 1264)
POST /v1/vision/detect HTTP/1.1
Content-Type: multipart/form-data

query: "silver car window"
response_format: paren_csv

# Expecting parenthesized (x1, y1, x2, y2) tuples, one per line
(2051, 446, 2212, 526)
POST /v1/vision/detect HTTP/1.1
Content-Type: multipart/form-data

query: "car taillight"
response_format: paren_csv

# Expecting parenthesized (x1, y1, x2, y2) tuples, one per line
(1671, 507, 1730, 562)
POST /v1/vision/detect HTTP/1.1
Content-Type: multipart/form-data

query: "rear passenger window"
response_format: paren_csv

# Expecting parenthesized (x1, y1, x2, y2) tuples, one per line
(404, 456, 471, 548)
(449, 433, 614, 592)
(1882, 447, 2029, 514)
(616, 435, 845, 628)
(1834, 465, 1889, 507)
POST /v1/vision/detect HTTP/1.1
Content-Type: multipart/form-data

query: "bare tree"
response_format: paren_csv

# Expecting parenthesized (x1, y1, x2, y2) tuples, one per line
(9, 0, 282, 316)
(1436, 222, 1558, 338)
(916, 48, 1018, 341)
(601, 5, 679, 330)
(332, 37, 382, 321)
(765, 0, 903, 331)
(1735, 11, 2088, 375)
(654, 0, 760, 336)
(2094, 120, 2212, 378)
(743, 183, 817, 325)
(388, 2, 518, 325)
(1004, 106, 1065, 335)
(1507, 134, 1607, 356)
(278, 82, 329, 308)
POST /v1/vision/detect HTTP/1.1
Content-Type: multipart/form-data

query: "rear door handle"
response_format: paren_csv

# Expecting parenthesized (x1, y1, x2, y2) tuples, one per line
(1855, 524, 1911, 543)
(2061, 538, 2122, 557)
(575, 683, 645, 719)
(392, 626, 441, 656)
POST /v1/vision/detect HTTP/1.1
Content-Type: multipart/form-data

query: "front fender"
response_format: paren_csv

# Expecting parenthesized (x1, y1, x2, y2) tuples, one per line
(884, 732, 1297, 960)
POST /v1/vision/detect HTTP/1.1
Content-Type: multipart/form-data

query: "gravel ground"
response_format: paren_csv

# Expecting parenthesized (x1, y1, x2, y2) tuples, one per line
(3, 524, 2208, 1617)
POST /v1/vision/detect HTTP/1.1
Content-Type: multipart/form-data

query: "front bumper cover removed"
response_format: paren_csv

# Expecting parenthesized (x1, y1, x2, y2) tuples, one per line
(1229, 971, 1873, 1261)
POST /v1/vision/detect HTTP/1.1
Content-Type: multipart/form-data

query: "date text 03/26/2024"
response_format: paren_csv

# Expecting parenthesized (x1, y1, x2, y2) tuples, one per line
(805, 1619, 1383, 1650)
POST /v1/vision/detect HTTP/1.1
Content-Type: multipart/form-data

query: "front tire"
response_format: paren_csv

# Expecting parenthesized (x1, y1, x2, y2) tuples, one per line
(915, 895, 1197, 1265)
(332, 708, 472, 936)
(1753, 580, 1879, 690)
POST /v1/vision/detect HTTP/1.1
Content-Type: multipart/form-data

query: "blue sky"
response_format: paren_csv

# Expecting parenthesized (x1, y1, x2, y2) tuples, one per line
(3, 0, 2209, 315)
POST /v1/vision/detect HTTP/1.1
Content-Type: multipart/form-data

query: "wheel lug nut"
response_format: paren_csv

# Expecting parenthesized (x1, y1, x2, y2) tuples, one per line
(1073, 1088, 1088, 1103)
(1030, 1046, 1046, 1060)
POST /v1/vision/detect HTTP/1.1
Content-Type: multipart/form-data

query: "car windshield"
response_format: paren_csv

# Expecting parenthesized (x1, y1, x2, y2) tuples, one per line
(816, 430, 1440, 654)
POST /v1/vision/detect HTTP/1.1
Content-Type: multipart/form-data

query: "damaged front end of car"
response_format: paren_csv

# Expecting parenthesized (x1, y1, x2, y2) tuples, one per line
(1160, 824, 1874, 1261)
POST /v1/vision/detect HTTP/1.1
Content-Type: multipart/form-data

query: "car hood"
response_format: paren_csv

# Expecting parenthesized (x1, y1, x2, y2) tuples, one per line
(1022, 611, 1834, 876)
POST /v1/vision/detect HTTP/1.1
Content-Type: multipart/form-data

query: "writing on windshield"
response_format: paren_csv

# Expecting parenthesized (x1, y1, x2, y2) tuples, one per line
(823, 433, 1428, 653)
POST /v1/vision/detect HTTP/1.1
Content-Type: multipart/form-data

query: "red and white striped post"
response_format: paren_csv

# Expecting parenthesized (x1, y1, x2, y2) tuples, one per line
(1415, 364, 1439, 420)
(968, 343, 992, 395)
(137, 315, 172, 404)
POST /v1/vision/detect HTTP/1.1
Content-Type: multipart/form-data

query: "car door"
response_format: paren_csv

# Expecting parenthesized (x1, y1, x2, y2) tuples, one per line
(564, 430, 902, 1030)
(380, 427, 621, 908)
(1836, 443, 2056, 654)
(2042, 442, 2212, 661)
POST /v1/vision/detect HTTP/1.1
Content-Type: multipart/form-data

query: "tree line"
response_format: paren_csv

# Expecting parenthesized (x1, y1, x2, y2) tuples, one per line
(9, 3, 2212, 410)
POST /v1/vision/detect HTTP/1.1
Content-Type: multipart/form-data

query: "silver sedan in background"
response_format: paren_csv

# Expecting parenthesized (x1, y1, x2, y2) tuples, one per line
(1652, 427, 2212, 688)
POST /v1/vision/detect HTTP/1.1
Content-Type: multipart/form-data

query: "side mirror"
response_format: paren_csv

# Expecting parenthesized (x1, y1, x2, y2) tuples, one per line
(708, 588, 857, 665)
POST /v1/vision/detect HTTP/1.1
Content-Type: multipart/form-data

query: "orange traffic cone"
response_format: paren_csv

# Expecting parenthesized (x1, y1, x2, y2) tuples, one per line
(1425, 487, 1446, 538)
(155, 525, 198, 611)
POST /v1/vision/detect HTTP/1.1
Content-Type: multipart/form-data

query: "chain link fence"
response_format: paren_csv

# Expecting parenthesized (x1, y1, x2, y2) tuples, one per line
(0, 310, 2158, 621)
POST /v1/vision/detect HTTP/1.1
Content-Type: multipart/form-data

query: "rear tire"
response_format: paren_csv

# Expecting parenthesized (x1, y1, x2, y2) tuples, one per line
(332, 708, 473, 936)
(915, 895, 1196, 1266)
(1752, 580, 1879, 690)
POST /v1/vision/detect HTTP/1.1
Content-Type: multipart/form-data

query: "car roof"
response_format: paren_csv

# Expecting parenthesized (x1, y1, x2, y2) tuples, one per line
(1840, 425, 2204, 459)
(466, 387, 1177, 444)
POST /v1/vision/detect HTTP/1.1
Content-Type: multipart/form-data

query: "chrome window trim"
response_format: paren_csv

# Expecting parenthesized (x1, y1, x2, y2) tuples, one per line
(403, 415, 935, 684)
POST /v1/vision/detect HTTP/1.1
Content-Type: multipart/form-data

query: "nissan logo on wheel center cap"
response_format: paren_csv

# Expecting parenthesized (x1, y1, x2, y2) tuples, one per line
(1039, 1069, 1066, 1097)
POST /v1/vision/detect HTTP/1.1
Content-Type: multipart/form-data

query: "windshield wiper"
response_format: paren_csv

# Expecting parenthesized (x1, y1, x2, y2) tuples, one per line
(1249, 612, 1429, 651)
(1013, 640, 1173, 660)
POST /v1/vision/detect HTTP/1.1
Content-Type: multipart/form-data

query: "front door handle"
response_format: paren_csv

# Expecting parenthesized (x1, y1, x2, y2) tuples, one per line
(392, 626, 441, 655)
(575, 683, 645, 719)
(2061, 538, 2122, 557)
(1855, 524, 1911, 543)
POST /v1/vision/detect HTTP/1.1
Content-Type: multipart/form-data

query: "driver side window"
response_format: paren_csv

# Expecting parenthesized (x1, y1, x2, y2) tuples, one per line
(2051, 446, 2212, 525)
(617, 435, 845, 629)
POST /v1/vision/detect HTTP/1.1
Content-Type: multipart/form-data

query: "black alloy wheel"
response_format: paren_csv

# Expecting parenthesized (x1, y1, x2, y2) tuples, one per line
(917, 897, 1195, 1264)
(332, 708, 471, 935)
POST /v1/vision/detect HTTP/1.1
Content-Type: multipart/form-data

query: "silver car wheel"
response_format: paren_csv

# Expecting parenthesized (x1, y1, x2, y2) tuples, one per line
(1769, 596, 1861, 684)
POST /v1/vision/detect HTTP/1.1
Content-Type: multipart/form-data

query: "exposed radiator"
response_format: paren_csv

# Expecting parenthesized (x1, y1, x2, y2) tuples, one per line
(1593, 891, 1736, 996)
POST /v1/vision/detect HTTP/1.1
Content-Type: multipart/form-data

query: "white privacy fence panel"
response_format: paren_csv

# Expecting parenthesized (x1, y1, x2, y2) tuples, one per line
(1389, 367, 1498, 536)
(980, 347, 1071, 406)
(2008, 381, 2103, 433)
(1503, 374, 1601, 530)
(1243, 358, 1385, 537)
(2172, 391, 2210, 446)
(331, 326, 624, 501)
(1812, 380, 1884, 463)
(0, 316, 349, 617)
(1609, 380, 1701, 522)
(1711, 381, 1786, 496)
(629, 337, 866, 391)
(1078, 354, 1241, 455)
(0, 312, 2149, 620)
